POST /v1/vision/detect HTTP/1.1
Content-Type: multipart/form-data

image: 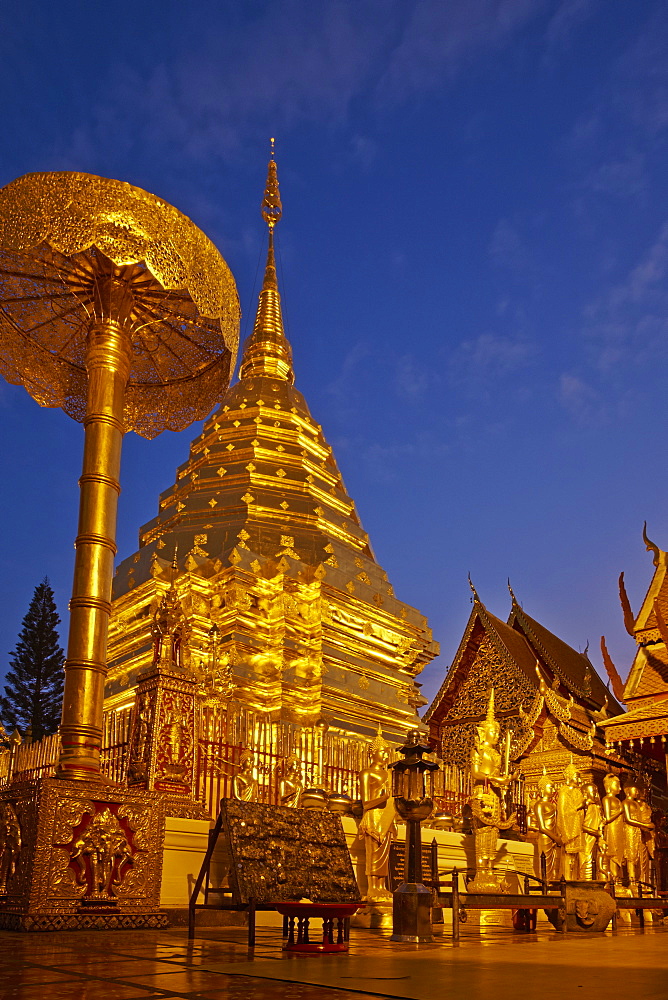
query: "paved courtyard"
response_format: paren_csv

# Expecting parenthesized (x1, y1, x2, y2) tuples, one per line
(1, 922, 667, 1000)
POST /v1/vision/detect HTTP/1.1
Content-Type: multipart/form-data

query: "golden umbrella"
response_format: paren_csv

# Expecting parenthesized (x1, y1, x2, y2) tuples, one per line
(0, 172, 240, 781)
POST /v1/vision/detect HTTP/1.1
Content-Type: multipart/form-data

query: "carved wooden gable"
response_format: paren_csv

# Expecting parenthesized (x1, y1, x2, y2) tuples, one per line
(434, 604, 536, 767)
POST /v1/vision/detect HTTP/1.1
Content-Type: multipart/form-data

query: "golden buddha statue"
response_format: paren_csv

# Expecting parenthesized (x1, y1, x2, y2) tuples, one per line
(637, 786, 655, 888)
(233, 749, 258, 802)
(358, 726, 396, 901)
(279, 753, 303, 808)
(622, 781, 655, 894)
(557, 760, 585, 880)
(470, 689, 511, 793)
(580, 783, 603, 880)
(534, 768, 561, 882)
(467, 690, 515, 892)
(602, 772, 625, 883)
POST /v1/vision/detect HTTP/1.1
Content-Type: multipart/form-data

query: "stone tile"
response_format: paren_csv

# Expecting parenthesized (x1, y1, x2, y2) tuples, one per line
(3, 983, 159, 1000)
(118, 969, 238, 991)
(0, 967, 84, 985)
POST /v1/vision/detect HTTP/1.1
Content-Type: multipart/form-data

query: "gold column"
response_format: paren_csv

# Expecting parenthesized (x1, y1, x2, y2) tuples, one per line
(58, 271, 135, 780)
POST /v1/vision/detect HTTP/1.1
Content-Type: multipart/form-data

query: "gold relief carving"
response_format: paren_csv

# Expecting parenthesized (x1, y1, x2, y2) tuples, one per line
(558, 720, 595, 752)
(541, 719, 559, 750)
(283, 593, 299, 616)
(128, 689, 155, 783)
(156, 690, 194, 784)
(69, 807, 133, 901)
(49, 860, 84, 899)
(358, 674, 370, 690)
(117, 803, 150, 852)
(0, 801, 21, 892)
(537, 667, 574, 722)
(53, 798, 92, 844)
(114, 858, 147, 897)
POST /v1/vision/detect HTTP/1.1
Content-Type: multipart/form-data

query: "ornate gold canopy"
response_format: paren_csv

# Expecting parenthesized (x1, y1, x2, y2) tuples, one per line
(0, 171, 240, 438)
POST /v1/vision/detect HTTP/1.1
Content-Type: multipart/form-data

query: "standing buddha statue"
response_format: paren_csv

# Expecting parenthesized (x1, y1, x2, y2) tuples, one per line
(358, 726, 396, 901)
(580, 783, 603, 880)
(556, 760, 585, 880)
(534, 768, 561, 882)
(602, 772, 625, 885)
(637, 786, 655, 889)
(622, 781, 654, 894)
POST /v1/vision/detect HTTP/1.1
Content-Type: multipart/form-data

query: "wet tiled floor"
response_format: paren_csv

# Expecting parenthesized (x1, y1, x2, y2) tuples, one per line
(0, 923, 667, 999)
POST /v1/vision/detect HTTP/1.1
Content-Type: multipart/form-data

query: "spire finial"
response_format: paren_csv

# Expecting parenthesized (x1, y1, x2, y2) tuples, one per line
(239, 148, 293, 383)
(261, 142, 282, 231)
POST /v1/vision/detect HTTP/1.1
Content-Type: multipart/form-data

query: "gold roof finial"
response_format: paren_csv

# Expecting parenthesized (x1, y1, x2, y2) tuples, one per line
(643, 521, 661, 567)
(239, 143, 293, 383)
(485, 688, 495, 725)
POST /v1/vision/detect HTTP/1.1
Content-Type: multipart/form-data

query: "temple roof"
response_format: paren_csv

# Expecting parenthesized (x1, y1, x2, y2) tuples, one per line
(425, 588, 620, 725)
(424, 597, 536, 725)
(599, 695, 668, 741)
(619, 528, 668, 704)
(508, 599, 611, 707)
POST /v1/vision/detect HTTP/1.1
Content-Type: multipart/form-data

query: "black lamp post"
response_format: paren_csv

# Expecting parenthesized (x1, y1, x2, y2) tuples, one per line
(389, 729, 440, 943)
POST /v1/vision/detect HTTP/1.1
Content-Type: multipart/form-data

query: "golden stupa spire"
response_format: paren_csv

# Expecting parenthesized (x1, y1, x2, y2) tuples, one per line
(239, 140, 294, 383)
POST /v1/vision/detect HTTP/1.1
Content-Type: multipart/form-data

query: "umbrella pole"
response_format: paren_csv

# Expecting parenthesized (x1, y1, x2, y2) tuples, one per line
(56, 317, 131, 781)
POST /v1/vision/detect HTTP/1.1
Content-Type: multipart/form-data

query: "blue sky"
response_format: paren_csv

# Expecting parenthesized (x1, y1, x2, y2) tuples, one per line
(1, 0, 667, 707)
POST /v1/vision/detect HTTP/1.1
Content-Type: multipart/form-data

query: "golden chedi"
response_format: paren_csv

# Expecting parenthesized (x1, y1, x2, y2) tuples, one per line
(103, 150, 438, 752)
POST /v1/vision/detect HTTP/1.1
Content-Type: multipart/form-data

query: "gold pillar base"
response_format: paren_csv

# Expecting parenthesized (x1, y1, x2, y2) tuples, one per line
(0, 777, 167, 932)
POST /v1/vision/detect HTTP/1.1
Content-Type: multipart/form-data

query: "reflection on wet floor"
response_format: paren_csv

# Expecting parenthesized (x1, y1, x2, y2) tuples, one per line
(1, 923, 667, 1000)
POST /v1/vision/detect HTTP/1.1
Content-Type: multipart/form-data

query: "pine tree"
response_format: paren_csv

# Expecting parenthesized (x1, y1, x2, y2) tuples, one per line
(0, 578, 65, 740)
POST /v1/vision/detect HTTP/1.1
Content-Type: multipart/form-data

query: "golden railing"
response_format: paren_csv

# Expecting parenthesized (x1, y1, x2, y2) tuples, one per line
(0, 707, 527, 829)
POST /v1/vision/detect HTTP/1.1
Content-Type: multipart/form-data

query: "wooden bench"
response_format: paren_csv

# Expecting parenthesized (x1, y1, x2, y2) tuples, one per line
(436, 868, 566, 941)
(608, 881, 668, 930)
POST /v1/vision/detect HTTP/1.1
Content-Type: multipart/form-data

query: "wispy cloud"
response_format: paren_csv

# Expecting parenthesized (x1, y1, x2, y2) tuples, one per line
(558, 373, 605, 426)
(489, 218, 536, 277)
(582, 219, 668, 373)
(51, 0, 560, 173)
(394, 353, 434, 401)
(449, 329, 537, 402)
(377, 0, 547, 102)
(544, 0, 600, 50)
